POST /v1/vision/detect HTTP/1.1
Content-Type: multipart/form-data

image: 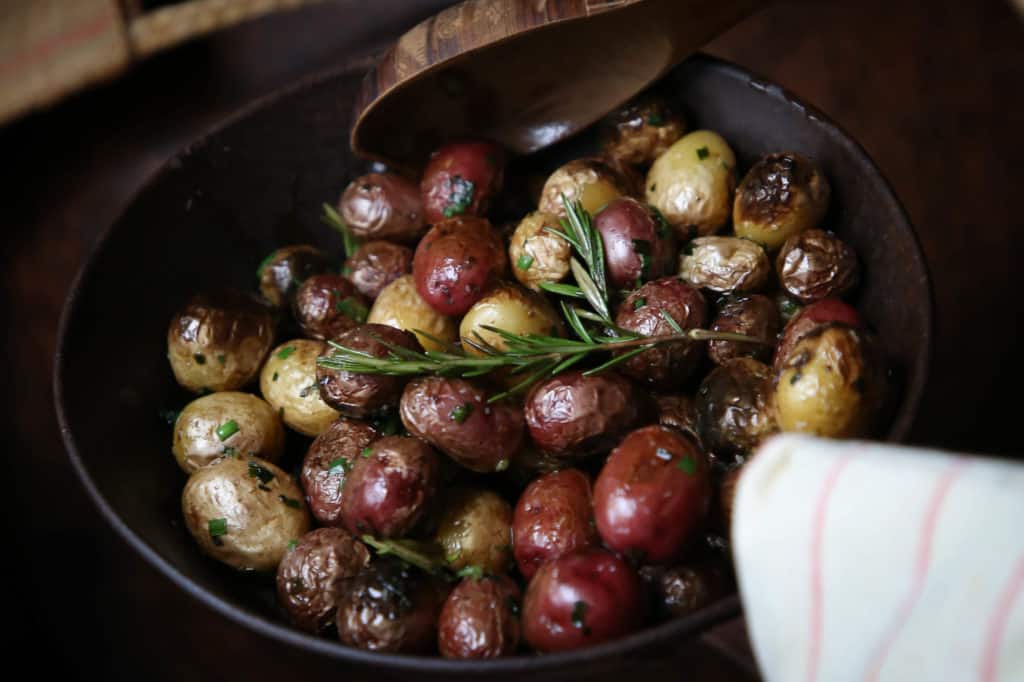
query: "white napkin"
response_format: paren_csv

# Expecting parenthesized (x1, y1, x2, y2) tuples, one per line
(732, 434, 1024, 682)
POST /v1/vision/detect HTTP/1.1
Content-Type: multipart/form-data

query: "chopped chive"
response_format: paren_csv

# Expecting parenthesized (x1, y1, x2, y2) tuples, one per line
(221, 446, 238, 458)
(216, 354, 226, 365)
(329, 457, 351, 474)
(276, 346, 296, 360)
(335, 297, 368, 322)
(208, 518, 228, 539)
(677, 455, 697, 475)
(299, 383, 319, 398)
(193, 353, 206, 365)
(516, 253, 534, 271)
(257, 251, 276, 279)
(449, 403, 473, 424)
(216, 420, 239, 441)
(288, 539, 298, 551)
(272, 371, 279, 382)
(248, 460, 275, 484)
(696, 146, 710, 160)
(279, 495, 301, 509)
(633, 297, 646, 310)
(456, 565, 484, 581)
(442, 176, 475, 218)
(360, 446, 373, 458)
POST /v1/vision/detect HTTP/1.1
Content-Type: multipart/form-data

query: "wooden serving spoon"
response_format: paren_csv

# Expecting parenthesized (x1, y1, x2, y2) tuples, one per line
(351, 0, 762, 166)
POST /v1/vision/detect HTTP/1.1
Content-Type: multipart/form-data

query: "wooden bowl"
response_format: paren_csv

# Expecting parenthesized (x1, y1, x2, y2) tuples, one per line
(54, 54, 931, 679)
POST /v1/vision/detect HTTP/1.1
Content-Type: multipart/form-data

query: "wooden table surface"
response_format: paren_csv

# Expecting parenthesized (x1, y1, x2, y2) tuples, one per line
(5, 0, 1022, 679)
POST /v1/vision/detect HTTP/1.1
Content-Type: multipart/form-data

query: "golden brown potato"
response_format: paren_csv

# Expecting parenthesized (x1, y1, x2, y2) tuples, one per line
(733, 152, 830, 250)
(646, 130, 737, 239)
(601, 93, 686, 167)
(167, 291, 275, 394)
(538, 158, 627, 218)
(257, 245, 334, 310)
(260, 339, 339, 436)
(679, 236, 771, 294)
(435, 488, 513, 575)
(776, 229, 859, 303)
(459, 283, 563, 356)
(172, 392, 285, 474)
(366, 274, 457, 353)
(695, 358, 778, 459)
(181, 457, 311, 571)
(508, 211, 571, 291)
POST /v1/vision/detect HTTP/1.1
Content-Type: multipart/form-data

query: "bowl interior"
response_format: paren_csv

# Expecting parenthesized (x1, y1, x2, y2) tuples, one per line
(55, 54, 930, 679)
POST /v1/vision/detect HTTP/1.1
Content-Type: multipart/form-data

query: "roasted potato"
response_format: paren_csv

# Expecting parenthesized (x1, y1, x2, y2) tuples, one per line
(459, 282, 563, 355)
(601, 92, 686, 167)
(167, 290, 275, 393)
(695, 358, 778, 459)
(260, 339, 339, 436)
(655, 393, 701, 445)
(733, 152, 830, 250)
(641, 559, 728, 619)
(412, 216, 508, 316)
(343, 240, 413, 300)
(776, 228, 859, 303)
(257, 245, 334, 309)
(707, 294, 780, 365)
(538, 158, 627, 218)
(773, 298, 862, 373)
(299, 417, 379, 526)
(679, 236, 771, 294)
(594, 197, 676, 288)
(421, 140, 505, 223)
(646, 130, 737, 238)
(435, 488, 513, 574)
(512, 469, 598, 580)
(508, 211, 572, 291)
(367, 274, 457, 353)
(181, 456, 311, 571)
(438, 576, 521, 659)
(292, 274, 368, 340)
(172, 391, 285, 473)
(340, 172, 426, 243)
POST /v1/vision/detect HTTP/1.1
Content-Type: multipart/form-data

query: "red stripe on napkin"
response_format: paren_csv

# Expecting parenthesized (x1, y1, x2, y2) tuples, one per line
(979, 549, 1024, 682)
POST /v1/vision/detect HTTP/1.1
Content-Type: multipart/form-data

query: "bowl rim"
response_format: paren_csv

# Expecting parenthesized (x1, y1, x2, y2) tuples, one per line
(53, 52, 932, 673)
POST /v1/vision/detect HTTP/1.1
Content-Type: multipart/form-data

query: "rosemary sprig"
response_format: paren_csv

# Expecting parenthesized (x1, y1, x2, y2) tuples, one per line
(361, 536, 448, 574)
(322, 202, 361, 259)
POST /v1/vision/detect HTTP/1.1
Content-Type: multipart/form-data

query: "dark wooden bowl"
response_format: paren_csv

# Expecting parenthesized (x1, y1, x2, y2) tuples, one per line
(54, 54, 931, 680)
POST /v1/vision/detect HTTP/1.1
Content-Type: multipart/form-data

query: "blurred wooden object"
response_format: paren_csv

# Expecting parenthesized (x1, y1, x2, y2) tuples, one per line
(0, 0, 321, 125)
(352, 0, 761, 164)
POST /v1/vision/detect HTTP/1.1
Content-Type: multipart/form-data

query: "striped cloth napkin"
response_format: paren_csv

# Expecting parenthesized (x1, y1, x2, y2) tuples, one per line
(732, 434, 1024, 682)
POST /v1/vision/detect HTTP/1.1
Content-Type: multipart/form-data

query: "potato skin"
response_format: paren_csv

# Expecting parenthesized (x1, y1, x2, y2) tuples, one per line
(459, 282, 563, 356)
(167, 290, 275, 393)
(260, 339, 339, 437)
(601, 93, 686, 167)
(679, 236, 771, 294)
(340, 172, 426, 243)
(367, 274, 457, 353)
(343, 240, 412, 300)
(435, 488, 512, 574)
(258, 245, 334, 309)
(614, 278, 708, 389)
(400, 376, 525, 472)
(776, 229, 859, 303)
(438, 575, 521, 659)
(733, 152, 830, 250)
(181, 456, 311, 571)
(336, 559, 447, 653)
(512, 469, 598, 580)
(338, 435, 439, 538)
(594, 197, 676, 288)
(275, 528, 371, 633)
(655, 393, 702, 445)
(421, 140, 505, 223)
(695, 358, 778, 460)
(772, 298, 862, 373)
(412, 216, 509, 316)
(292, 274, 368, 341)
(641, 559, 728, 618)
(593, 425, 711, 563)
(538, 158, 627, 218)
(646, 130, 737, 238)
(300, 417, 379, 526)
(508, 211, 571, 291)
(524, 371, 646, 458)
(317, 324, 422, 418)
(172, 391, 285, 473)
(707, 294, 780, 365)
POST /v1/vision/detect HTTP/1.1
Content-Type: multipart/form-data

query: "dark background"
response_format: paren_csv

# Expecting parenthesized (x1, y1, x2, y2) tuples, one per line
(4, 0, 1023, 678)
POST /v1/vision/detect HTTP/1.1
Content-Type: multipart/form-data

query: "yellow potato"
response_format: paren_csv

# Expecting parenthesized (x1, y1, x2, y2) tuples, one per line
(260, 339, 339, 437)
(459, 282, 563, 356)
(172, 391, 285, 473)
(733, 152, 830, 250)
(367, 275, 457, 353)
(435, 488, 513, 574)
(538, 158, 625, 218)
(508, 211, 571, 291)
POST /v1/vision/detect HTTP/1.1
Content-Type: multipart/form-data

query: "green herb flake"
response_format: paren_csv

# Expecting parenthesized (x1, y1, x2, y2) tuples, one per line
(193, 353, 207, 365)
(495, 458, 509, 472)
(677, 455, 697, 475)
(650, 206, 671, 239)
(790, 371, 802, 385)
(208, 518, 228, 539)
(449, 402, 474, 424)
(299, 383, 319, 398)
(279, 495, 301, 509)
(248, 461, 275, 484)
(272, 371, 279, 382)
(216, 354, 226, 365)
(216, 419, 239, 441)
(276, 346, 296, 360)
(329, 457, 352, 475)
(221, 446, 238, 458)
(571, 600, 590, 633)
(633, 297, 647, 310)
(646, 112, 664, 126)
(445, 550, 462, 564)
(696, 146, 710, 160)
(257, 251, 276, 279)
(360, 446, 373, 458)
(779, 298, 801, 319)
(288, 539, 298, 551)
(456, 565, 484, 581)
(649, 183, 657, 192)
(336, 296, 368, 323)
(516, 253, 534, 271)
(442, 176, 475, 218)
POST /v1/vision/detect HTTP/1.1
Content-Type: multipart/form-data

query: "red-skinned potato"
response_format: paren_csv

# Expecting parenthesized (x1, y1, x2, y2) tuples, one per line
(593, 425, 711, 563)
(338, 435, 439, 538)
(512, 469, 598, 580)
(343, 240, 412, 300)
(300, 417, 379, 526)
(438, 576, 521, 659)
(524, 371, 647, 458)
(594, 197, 676, 289)
(400, 376, 524, 473)
(773, 298, 862, 373)
(776, 228, 859, 303)
(615, 278, 708, 389)
(340, 172, 426, 243)
(708, 294, 780, 365)
(522, 549, 644, 652)
(412, 216, 508, 316)
(421, 140, 505, 223)
(292, 274, 368, 340)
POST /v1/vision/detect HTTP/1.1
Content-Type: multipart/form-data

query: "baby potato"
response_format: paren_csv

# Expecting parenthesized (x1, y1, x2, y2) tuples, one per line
(167, 290, 275, 394)
(459, 282, 563, 356)
(679, 236, 771, 294)
(260, 339, 339, 437)
(343, 240, 412, 300)
(646, 130, 737, 239)
(300, 416, 379, 527)
(367, 274, 457, 353)
(172, 391, 285, 473)
(421, 140, 506, 223)
(438, 575, 521, 659)
(594, 197, 676, 289)
(708, 295, 780, 365)
(733, 152, 830, 250)
(508, 211, 571, 291)
(776, 228, 859, 303)
(695, 358, 778, 460)
(774, 324, 880, 438)
(600, 92, 686, 167)
(257, 245, 335, 310)
(435, 488, 512, 574)
(292, 274, 368, 341)
(339, 172, 426, 243)
(181, 456, 311, 571)
(412, 216, 508, 316)
(538, 158, 627, 218)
